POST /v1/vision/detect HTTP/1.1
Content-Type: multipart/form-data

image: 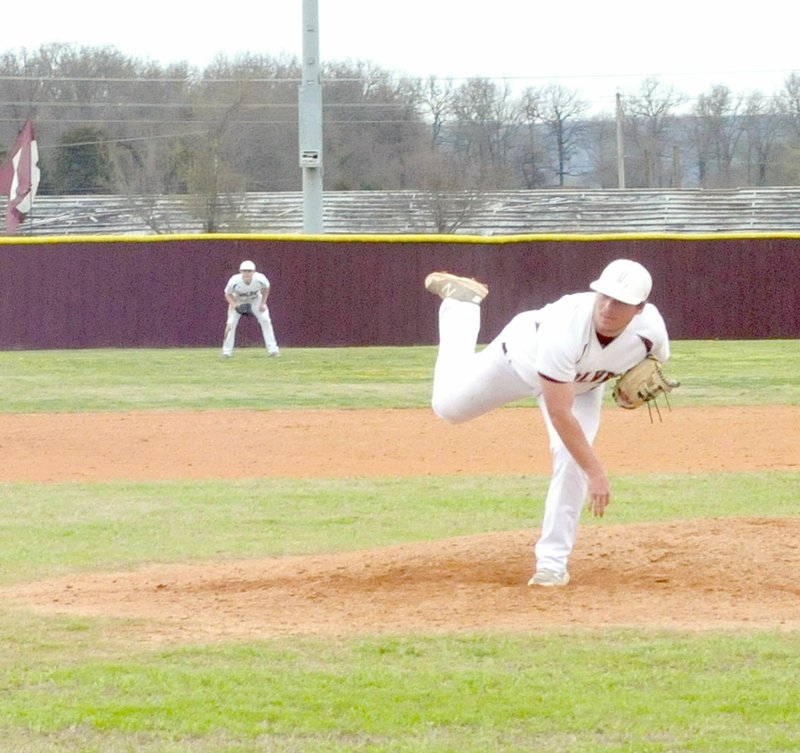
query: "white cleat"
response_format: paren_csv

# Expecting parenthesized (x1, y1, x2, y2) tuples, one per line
(424, 271, 488, 304)
(527, 568, 570, 587)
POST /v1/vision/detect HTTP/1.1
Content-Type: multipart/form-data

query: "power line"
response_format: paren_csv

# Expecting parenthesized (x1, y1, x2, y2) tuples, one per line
(0, 100, 415, 109)
(0, 68, 797, 84)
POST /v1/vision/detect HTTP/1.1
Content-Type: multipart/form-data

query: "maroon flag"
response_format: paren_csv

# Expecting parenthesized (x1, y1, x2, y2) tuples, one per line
(0, 120, 41, 234)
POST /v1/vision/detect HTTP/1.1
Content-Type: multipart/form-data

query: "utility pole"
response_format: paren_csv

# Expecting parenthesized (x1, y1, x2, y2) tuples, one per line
(672, 144, 683, 188)
(616, 91, 626, 189)
(299, 0, 324, 233)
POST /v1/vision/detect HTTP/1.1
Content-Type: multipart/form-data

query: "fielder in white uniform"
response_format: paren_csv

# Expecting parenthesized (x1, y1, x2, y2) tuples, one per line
(425, 259, 671, 587)
(222, 260, 280, 358)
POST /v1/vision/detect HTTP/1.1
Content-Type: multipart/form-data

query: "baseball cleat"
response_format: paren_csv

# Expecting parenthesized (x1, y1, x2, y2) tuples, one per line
(424, 272, 488, 304)
(268, 351, 281, 357)
(527, 568, 570, 587)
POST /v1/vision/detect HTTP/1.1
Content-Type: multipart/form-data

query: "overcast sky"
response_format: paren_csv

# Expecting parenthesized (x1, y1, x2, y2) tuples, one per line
(8, 0, 799, 113)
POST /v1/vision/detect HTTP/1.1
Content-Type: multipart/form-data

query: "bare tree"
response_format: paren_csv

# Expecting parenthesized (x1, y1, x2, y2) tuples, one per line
(181, 97, 255, 231)
(3, 44, 800, 201)
(200, 53, 302, 193)
(447, 77, 522, 187)
(416, 75, 455, 148)
(690, 84, 745, 187)
(516, 87, 549, 188)
(741, 91, 782, 185)
(777, 72, 800, 138)
(773, 73, 800, 183)
(321, 60, 428, 189)
(536, 84, 590, 186)
(0, 44, 198, 197)
(623, 77, 687, 187)
(581, 115, 620, 188)
(109, 62, 195, 203)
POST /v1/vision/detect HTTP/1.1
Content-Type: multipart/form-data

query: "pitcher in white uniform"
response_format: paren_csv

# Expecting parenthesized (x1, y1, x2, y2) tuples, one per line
(222, 260, 280, 358)
(424, 259, 671, 587)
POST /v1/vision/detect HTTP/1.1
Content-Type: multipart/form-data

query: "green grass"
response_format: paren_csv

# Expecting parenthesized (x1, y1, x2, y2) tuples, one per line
(0, 341, 798, 752)
(0, 473, 797, 586)
(0, 346, 435, 412)
(0, 339, 798, 412)
(1, 631, 798, 752)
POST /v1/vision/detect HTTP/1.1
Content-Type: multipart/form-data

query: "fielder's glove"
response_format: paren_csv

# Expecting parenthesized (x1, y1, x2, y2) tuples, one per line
(613, 355, 680, 410)
(235, 303, 252, 316)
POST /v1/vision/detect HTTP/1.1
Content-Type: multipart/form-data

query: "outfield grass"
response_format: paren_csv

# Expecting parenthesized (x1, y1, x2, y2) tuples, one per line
(0, 339, 798, 412)
(0, 342, 798, 752)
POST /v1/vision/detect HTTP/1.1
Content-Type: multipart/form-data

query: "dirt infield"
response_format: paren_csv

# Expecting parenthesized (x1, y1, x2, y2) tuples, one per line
(2, 406, 799, 641)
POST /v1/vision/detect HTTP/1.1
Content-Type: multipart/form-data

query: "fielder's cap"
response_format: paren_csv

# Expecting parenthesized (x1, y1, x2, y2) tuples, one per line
(589, 259, 652, 305)
(239, 260, 256, 271)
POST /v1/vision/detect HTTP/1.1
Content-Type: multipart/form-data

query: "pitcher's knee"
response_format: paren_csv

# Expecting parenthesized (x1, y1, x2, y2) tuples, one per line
(431, 396, 469, 424)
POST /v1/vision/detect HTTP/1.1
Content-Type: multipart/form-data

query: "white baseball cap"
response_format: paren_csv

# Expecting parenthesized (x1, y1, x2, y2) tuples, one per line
(589, 259, 652, 305)
(239, 260, 256, 271)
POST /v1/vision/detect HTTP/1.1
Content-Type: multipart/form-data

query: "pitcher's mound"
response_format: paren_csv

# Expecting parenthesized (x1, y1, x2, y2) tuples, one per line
(5, 517, 799, 642)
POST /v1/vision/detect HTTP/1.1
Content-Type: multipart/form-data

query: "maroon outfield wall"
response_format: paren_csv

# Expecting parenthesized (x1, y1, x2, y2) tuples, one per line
(0, 234, 798, 349)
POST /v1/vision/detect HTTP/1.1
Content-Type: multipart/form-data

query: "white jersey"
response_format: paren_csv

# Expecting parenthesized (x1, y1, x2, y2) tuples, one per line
(224, 272, 270, 304)
(501, 292, 670, 395)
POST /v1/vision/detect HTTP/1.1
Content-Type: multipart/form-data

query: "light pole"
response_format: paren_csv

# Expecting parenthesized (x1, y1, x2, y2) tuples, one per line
(616, 91, 626, 189)
(299, 0, 324, 233)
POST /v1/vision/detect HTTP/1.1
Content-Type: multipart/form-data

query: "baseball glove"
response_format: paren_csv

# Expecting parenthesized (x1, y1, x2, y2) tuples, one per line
(234, 303, 252, 316)
(613, 355, 679, 410)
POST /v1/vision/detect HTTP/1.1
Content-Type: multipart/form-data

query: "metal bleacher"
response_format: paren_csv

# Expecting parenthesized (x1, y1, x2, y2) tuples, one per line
(14, 186, 800, 236)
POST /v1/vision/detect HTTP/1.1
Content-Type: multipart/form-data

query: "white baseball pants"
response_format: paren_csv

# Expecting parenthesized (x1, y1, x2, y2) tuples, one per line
(222, 306, 279, 356)
(431, 298, 604, 573)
